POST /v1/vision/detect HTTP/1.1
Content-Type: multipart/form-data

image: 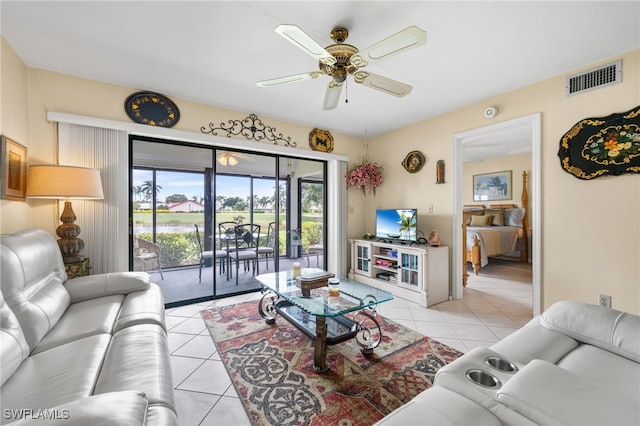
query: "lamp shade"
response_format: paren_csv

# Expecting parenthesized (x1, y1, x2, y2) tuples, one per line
(26, 165, 104, 199)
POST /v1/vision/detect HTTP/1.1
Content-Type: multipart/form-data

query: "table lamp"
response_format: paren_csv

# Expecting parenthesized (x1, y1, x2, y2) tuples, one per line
(26, 165, 104, 263)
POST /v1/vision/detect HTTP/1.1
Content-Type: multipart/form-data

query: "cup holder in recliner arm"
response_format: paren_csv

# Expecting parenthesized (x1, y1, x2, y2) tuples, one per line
(466, 369, 502, 389)
(485, 356, 518, 373)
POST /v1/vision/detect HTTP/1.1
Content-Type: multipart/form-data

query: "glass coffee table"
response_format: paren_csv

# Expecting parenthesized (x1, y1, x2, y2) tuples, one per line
(256, 269, 393, 373)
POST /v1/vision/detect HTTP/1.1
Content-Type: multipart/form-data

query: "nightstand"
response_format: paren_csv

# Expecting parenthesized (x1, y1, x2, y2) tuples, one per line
(65, 258, 91, 279)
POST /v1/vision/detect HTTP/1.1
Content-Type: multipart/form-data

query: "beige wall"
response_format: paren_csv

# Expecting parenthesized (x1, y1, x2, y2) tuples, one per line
(367, 49, 639, 314)
(1, 39, 58, 231)
(2, 34, 638, 314)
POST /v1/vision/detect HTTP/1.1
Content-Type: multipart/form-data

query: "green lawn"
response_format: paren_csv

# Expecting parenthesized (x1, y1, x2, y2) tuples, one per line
(133, 211, 321, 227)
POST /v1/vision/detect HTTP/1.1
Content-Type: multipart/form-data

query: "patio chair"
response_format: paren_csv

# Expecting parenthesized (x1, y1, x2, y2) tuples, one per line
(257, 221, 276, 269)
(306, 244, 324, 267)
(133, 236, 164, 280)
(227, 223, 261, 285)
(195, 224, 227, 283)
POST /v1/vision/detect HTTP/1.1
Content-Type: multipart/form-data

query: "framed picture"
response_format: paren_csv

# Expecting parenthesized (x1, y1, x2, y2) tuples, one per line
(473, 170, 512, 202)
(1, 135, 28, 201)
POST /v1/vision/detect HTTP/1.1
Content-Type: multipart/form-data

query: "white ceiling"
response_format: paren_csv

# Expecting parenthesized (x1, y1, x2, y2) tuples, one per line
(2, 1, 639, 149)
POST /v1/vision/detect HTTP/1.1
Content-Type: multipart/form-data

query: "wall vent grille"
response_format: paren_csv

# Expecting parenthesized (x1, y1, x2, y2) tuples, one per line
(566, 60, 621, 96)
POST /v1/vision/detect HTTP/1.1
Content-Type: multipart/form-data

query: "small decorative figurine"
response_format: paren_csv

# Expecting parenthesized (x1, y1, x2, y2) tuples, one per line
(436, 160, 445, 184)
(428, 230, 440, 246)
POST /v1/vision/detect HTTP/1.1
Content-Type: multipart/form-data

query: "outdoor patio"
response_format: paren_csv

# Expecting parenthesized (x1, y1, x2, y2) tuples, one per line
(154, 253, 324, 305)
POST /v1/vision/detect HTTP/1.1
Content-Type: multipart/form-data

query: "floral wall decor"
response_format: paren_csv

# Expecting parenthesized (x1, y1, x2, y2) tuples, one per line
(345, 155, 383, 195)
(401, 150, 426, 173)
(558, 105, 640, 179)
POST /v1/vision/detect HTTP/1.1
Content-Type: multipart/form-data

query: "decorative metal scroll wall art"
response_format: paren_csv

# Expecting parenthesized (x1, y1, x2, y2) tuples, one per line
(558, 105, 640, 179)
(201, 113, 297, 147)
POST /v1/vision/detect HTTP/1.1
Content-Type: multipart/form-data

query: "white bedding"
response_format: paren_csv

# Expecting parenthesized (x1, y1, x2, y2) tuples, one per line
(467, 226, 520, 267)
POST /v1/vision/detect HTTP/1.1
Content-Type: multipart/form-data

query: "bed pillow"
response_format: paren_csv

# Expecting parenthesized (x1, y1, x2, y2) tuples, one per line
(485, 208, 505, 226)
(504, 208, 525, 227)
(470, 214, 494, 226)
(465, 209, 485, 225)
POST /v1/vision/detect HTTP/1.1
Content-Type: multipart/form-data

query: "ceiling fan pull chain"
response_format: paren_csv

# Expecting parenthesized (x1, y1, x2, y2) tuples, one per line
(345, 78, 349, 104)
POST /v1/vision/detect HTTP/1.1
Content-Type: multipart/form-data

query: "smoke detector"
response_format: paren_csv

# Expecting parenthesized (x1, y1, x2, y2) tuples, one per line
(484, 106, 498, 119)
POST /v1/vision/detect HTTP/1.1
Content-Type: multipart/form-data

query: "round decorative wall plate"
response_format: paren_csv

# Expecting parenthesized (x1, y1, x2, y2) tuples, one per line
(309, 128, 334, 153)
(402, 150, 427, 173)
(125, 91, 180, 128)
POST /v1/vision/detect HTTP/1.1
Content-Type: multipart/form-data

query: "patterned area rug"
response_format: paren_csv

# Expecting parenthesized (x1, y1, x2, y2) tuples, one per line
(201, 300, 463, 426)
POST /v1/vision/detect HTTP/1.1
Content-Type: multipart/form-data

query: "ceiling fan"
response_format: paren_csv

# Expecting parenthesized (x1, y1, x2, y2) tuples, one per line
(257, 24, 427, 110)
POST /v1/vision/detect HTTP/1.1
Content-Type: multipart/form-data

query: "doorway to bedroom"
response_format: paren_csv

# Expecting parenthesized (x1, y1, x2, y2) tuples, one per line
(453, 113, 540, 316)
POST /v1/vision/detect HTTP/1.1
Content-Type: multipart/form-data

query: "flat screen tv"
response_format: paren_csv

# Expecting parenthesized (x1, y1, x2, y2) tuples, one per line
(375, 209, 418, 242)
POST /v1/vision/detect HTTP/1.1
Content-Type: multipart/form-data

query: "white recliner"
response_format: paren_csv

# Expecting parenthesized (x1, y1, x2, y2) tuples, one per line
(0, 228, 177, 425)
(376, 300, 640, 425)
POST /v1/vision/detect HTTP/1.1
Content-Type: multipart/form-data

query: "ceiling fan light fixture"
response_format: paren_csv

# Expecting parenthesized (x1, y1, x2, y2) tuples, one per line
(323, 82, 343, 110)
(217, 152, 238, 166)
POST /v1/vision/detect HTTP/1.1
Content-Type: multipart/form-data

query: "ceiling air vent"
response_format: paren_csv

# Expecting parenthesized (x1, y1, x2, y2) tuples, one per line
(566, 60, 621, 96)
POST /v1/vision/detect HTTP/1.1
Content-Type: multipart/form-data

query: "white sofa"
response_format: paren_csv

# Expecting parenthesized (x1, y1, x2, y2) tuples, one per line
(377, 300, 640, 425)
(0, 229, 177, 425)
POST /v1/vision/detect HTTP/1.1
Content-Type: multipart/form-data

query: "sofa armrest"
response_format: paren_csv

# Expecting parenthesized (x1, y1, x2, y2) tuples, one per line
(4, 391, 149, 425)
(541, 300, 640, 362)
(64, 272, 150, 303)
(374, 386, 502, 426)
(497, 359, 640, 426)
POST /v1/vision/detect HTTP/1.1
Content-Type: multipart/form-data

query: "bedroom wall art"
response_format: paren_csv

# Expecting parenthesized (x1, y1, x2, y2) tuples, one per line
(473, 170, 512, 202)
(558, 105, 640, 179)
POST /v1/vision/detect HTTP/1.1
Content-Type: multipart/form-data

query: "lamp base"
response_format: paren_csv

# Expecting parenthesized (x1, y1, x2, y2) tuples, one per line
(56, 200, 86, 263)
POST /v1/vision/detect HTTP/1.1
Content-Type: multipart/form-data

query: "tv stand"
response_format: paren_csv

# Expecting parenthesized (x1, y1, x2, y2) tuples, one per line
(377, 238, 394, 244)
(349, 239, 449, 307)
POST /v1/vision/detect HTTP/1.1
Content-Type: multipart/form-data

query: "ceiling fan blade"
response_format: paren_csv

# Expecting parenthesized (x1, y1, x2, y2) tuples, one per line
(350, 26, 427, 67)
(323, 81, 343, 111)
(274, 24, 337, 66)
(353, 71, 413, 97)
(256, 71, 323, 87)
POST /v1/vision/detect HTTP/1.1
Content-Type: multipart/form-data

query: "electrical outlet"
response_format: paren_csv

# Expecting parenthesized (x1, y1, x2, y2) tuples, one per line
(599, 294, 611, 308)
(428, 204, 434, 214)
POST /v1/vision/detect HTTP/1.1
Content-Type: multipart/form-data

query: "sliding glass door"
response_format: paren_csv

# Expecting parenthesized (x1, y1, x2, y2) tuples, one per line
(212, 151, 278, 295)
(130, 137, 326, 307)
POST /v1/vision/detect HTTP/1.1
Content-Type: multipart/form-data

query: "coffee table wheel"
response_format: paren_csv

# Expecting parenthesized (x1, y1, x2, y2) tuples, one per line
(258, 289, 279, 324)
(353, 309, 383, 355)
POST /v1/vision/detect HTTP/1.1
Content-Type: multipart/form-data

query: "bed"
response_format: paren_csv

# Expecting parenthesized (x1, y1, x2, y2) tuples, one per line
(462, 171, 529, 287)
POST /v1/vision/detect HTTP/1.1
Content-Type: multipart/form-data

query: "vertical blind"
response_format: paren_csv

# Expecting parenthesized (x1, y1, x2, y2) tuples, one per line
(58, 123, 129, 274)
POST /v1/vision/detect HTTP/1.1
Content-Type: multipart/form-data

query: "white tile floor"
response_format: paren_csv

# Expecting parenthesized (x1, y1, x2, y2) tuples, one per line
(166, 260, 532, 425)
